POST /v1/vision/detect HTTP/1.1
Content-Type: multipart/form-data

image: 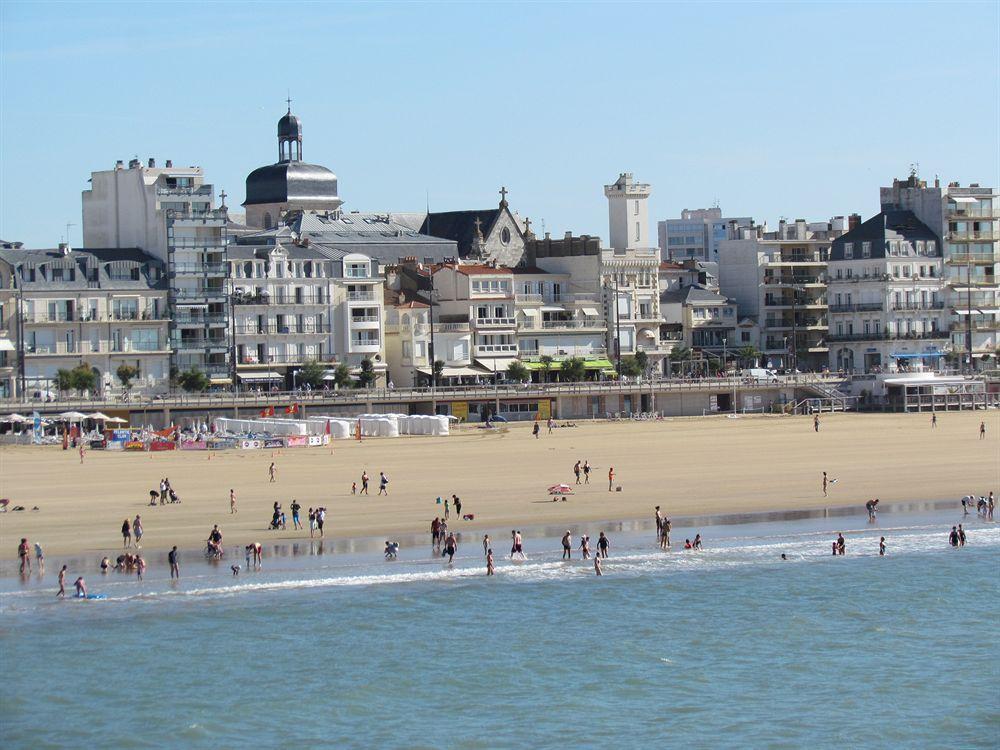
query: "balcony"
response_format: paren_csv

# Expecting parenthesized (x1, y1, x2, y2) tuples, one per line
(946, 253, 998, 264)
(234, 324, 331, 335)
(947, 231, 998, 243)
(168, 237, 226, 249)
(347, 290, 377, 302)
(522, 318, 604, 331)
(27, 340, 168, 355)
(950, 320, 1000, 332)
(475, 343, 518, 355)
(827, 331, 948, 343)
(175, 314, 228, 326)
(157, 185, 213, 197)
(171, 263, 228, 276)
(435, 322, 471, 333)
(474, 317, 516, 328)
(763, 276, 826, 286)
(239, 353, 321, 365)
(233, 291, 326, 306)
(946, 207, 995, 220)
(891, 302, 945, 312)
(349, 314, 381, 324)
(173, 287, 227, 300)
(828, 303, 884, 313)
(519, 347, 608, 361)
(171, 337, 228, 350)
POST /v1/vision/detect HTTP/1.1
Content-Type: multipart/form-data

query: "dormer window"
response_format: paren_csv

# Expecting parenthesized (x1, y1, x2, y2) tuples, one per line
(844, 243, 853, 259)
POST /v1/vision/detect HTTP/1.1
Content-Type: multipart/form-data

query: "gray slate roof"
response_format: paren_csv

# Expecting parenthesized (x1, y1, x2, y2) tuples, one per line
(0, 246, 167, 291)
(830, 210, 939, 261)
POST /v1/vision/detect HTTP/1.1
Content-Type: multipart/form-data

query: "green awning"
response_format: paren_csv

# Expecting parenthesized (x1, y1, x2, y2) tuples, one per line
(583, 359, 615, 370)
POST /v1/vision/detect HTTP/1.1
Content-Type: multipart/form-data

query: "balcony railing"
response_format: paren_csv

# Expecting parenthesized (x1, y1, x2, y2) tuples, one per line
(827, 303, 884, 313)
(156, 185, 213, 196)
(175, 314, 228, 326)
(233, 292, 326, 305)
(763, 276, 826, 286)
(518, 347, 608, 361)
(350, 315, 381, 324)
(521, 318, 604, 330)
(350, 338, 381, 348)
(27, 340, 167, 355)
(947, 231, 998, 242)
(234, 324, 331, 335)
(891, 302, 945, 311)
(21, 309, 166, 324)
(168, 237, 226, 248)
(827, 331, 947, 343)
(239, 353, 324, 365)
(347, 291, 376, 301)
(475, 317, 516, 327)
(950, 320, 1000, 332)
(171, 336, 228, 349)
(171, 263, 228, 275)
(436, 322, 471, 333)
(475, 343, 518, 354)
(173, 287, 227, 299)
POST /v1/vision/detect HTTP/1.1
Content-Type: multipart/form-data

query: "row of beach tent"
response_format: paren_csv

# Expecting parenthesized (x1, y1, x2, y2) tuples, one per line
(211, 413, 450, 439)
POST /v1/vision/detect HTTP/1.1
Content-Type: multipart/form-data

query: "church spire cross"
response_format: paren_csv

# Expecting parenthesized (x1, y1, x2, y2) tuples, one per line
(286, 93, 292, 113)
(473, 216, 483, 236)
(499, 185, 509, 207)
(219, 189, 228, 208)
(523, 217, 532, 233)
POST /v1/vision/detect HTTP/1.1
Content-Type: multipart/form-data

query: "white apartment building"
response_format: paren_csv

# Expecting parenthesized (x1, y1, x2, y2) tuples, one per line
(0, 253, 15, 398)
(719, 218, 848, 370)
(383, 290, 431, 387)
(82, 157, 231, 382)
(657, 207, 754, 262)
(880, 175, 998, 368)
(228, 228, 386, 388)
(0, 245, 171, 395)
(826, 210, 948, 373)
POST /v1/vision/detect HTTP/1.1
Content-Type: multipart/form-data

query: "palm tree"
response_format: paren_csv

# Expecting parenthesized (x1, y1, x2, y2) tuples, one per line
(538, 355, 554, 383)
(736, 345, 761, 369)
(668, 345, 692, 377)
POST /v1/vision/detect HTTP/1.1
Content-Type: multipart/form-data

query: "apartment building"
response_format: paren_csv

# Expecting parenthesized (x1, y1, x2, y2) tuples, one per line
(383, 290, 431, 387)
(880, 175, 998, 368)
(83, 157, 231, 383)
(826, 210, 947, 373)
(0, 246, 18, 398)
(228, 227, 386, 388)
(0, 244, 170, 395)
(657, 207, 753, 262)
(719, 218, 848, 370)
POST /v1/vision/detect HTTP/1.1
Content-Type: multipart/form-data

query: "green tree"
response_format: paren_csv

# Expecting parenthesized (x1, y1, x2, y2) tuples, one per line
(560, 357, 586, 382)
(332, 363, 352, 389)
(55, 368, 74, 394)
(69, 364, 98, 395)
(298, 359, 326, 389)
(432, 359, 445, 386)
(116, 364, 141, 391)
(634, 349, 649, 375)
(177, 367, 210, 393)
(618, 356, 643, 378)
(538, 355, 554, 383)
(506, 360, 529, 382)
(737, 345, 760, 369)
(358, 357, 376, 388)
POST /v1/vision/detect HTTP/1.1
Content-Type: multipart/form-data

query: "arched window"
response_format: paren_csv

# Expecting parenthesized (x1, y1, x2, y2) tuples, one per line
(244, 262, 253, 279)
(263, 212, 273, 229)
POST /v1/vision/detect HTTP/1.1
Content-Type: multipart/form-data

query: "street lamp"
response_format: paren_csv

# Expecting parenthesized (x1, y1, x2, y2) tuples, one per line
(292, 368, 300, 393)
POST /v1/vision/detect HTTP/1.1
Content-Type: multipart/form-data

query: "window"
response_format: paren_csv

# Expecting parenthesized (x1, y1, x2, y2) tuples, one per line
(133, 328, 159, 352)
(723, 307, 734, 317)
(844, 243, 853, 258)
(635, 222, 640, 241)
(836, 269, 843, 279)
(633, 201, 639, 215)
(861, 243, 870, 259)
(741, 331, 750, 343)
(927, 241, 935, 254)
(846, 268, 853, 279)
(346, 262, 369, 278)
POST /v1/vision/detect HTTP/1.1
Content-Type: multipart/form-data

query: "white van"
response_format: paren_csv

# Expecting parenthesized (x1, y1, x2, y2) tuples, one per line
(744, 368, 779, 384)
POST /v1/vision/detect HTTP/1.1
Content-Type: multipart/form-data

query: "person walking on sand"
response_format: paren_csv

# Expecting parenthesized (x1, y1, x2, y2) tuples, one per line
(34, 542, 44, 570)
(583, 460, 591, 484)
(291, 500, 302, 530)
(315, 507, 326, 538)
(608, 467, 615, 492)
(879, 537, 886, 556)
(822, 472, 829, 497)
(562, 531, 573, 560)
(121, 518, 132, 548)
(814, 414, 820, 432)
(444, 498, 450, 520)
(574, 460, 582, 485)
(57, 565, 67, 597)
(269, 462, 277, 483)
(532, 422, 540, 439)
(431, 517, 441, 547)
(486, 548, 495, 576)
(378, 472, 389, 496)
(308, 508, 316, 538)
(133, 515, 143, 548)
(169, 546, 180, 578)
(594, 555, 603, 576)
(931, 413, 937, 428)
(980, 421, 986, 440)
(79, 443, 85, 464)
(453, 495, 462, 518)
(547, 417, 553, 435)
(597, 531, 610, 558)
(361, 471, 370, 495)
(230, 489, 237, 514)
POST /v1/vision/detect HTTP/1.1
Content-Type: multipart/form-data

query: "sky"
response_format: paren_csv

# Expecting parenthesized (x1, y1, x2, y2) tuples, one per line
(1, 1, 997, 249)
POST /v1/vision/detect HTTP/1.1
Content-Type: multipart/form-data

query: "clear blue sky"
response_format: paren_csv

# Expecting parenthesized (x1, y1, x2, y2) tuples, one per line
(1, 1, 997, 248)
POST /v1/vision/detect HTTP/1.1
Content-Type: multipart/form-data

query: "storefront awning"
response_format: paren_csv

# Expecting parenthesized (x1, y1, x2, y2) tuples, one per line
(950, 195, 979, 204)
(583, 359, 615, 370)
(209, 377, 233, 385)
(0, 338, 14, 352)
(540, 305, 565, 312)
(581, 307, 601, 317)
(238, 371, 283, 381)
(890, 352, 946, 358)
(475, 357, 518, 372)
(417, 366, 488, 377)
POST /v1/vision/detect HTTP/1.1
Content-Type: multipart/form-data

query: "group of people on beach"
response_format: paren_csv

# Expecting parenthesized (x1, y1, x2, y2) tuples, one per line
(149, 478, 180, 505)
(351, 470, 389, 496)
(120, 515, 144, 548)
(962, 491, 994, 520)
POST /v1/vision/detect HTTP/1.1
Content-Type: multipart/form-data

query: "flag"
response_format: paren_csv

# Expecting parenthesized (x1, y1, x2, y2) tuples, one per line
(325, 420, 331, 436)
(285, 403, 297, 415)
(259, 408, 269, 418)
(355, 419, 362, 441)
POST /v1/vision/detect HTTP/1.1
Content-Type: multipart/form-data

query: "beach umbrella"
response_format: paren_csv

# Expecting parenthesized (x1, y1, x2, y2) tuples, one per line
(58, 411, 88, 421)
(0, 413, 27, 423)
(104, 416, 128, 424)
(85, 412, 112, 421)
(547, 483, 574, 496)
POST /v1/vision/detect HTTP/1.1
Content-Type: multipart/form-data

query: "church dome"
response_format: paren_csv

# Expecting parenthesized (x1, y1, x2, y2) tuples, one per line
(278, 110, 302, 140)
(243, 161, 340, 208)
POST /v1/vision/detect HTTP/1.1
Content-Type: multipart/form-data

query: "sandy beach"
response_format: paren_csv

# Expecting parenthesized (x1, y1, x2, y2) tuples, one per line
(0, 411, 995, 560)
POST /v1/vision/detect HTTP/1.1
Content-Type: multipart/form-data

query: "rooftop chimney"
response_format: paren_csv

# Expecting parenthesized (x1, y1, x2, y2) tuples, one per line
(848, 213, 862, 231)
(115, 160, 124, 170)
(148, 158, 156, 168)
(58, 242, 71, 255)
(165, 160, 173, 168)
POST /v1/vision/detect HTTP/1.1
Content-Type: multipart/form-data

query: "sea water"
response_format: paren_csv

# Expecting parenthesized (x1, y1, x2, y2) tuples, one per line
(2, 511, 998, 748)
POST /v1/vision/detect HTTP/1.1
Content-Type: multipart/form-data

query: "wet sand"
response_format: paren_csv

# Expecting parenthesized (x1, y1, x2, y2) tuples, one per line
(0, 411, 995, 560)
